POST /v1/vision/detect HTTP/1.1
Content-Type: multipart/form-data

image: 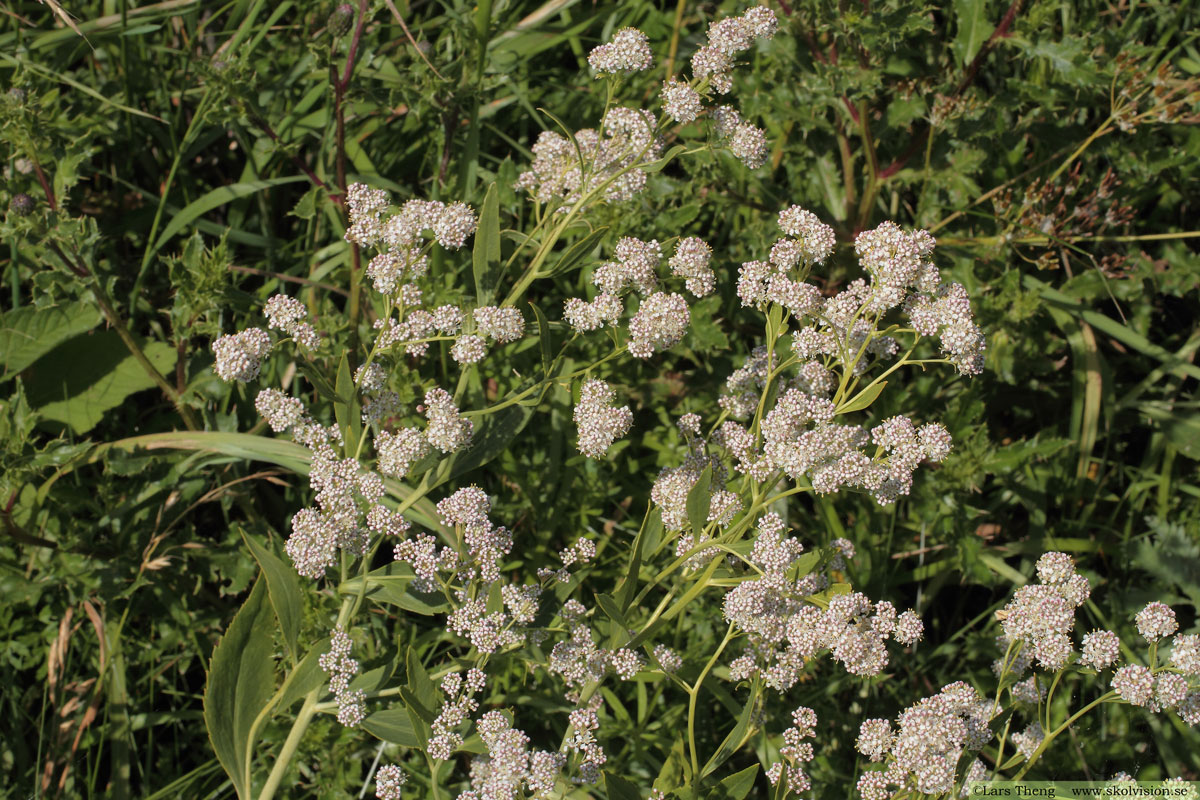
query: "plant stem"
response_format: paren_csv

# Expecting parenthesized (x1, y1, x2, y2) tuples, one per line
(257, 691, 319, 800)
(688, 623, 736, 776)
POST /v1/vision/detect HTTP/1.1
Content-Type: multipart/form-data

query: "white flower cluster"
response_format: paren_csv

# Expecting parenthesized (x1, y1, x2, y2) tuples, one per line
(736, 205, 835, 309)
(374, 764, 406, 800)
(998, 552, 1091, 671)
(855, 682, 995, 799)
(212, 327, 271, 383)
(428, 668, 487, 760)
(573, 379, 633, 459)
(586, 27, 652, 74)
(724, 514, 922, 690)
(690, 6, 778, 94)
(263, 293, 320, 349)
(319, 625, 366, 727)
(459, 711, 566, 800)
(565, 236, 705, 358)
(766, 707, 818, 796)
(373, 387, 472, 479)
(437, 486, 510, 585)
(514, 107, 662, 206)
(345, 183, 477, 253)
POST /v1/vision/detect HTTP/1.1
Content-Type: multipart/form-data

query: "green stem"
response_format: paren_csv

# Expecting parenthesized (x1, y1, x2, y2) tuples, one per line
(1010, 691, 1117, 781)
(688, 623, 736, 776)
(257, 691, 319, 800)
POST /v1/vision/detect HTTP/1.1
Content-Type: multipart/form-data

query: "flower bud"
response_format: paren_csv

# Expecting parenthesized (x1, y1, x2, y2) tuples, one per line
(9, 193, 35, 216)
(328, 4, 354, 37)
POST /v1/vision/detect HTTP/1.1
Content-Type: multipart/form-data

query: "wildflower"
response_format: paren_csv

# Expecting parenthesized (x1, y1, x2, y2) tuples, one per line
(1135, 601, 1178, 642)
(321, 626, 366, 727)
(473, 306, 525, 343)
(432, 201, 477, 249)
(1080, 629, 1121, 669)
(1112, 664, 1155, 707)
(1171, 634, 1200, 675)
(767, 707, 818, 795)
(1156, 673, 1189, 709)
(375, 427, 430, 478)
(729, 122, 768, 168)
(627, 292, 690, 358)
(653, 644, 683, 673)
(423, 388, 474, 452)
(668, 236, 716, 297)
(573, 379, 633, 459)
(428, 669, 487, 760)
(857, 719, 894, 761)
(1011, 722, 1044, 759)
(374, 765, 406, 800)
(663, 78, 703, 124)
(711, 105, 741, 137)
(451, 334, 488, 364)
(587, 28, 652, 74)
(212, 327, 271, 382)
(564, 292, 623, 331)
(594, 237, 662, 295)
(778, 205, 837, 263)
(255, 389, 305, 432)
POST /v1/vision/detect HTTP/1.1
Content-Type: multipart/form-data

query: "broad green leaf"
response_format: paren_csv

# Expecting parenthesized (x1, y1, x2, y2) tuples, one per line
(363, 707, 422, 748)
(447, 404, 533, 482)
(530, 301, 553, 376)
(686, 465, 713, 534)
(654, 736, 692, 795)
(296, 360, 343, 404)
(595, 592, 629, 633)
(23, 330, 177, 434)
(473, 182, 501, 304)
(837, 381, 887, 415)
(604, 771, 643, 800)
(56, 431, 441, 530)
(277, 641, 330, 712)
(706, 765, 759, 800)
(406, 648, 438, 714)
(334, 354, 361, 456)
(544, 226, 609, 279)
(952, 0, 992, 67)
(701, 685, 756, 777)
(337, 563, 449, 615)
(151, 176, 308, 255)
(241, 528, 303, 663)
(642, 144, 688, 173)
(0, 300, 103, 380)
(203, 578, 276, 800)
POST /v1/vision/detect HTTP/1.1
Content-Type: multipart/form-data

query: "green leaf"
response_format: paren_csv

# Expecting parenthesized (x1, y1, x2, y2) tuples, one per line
(151, 176, 308, 256)
(544, 226, 609, 279)
(363, 707, 422, 748)
(63, 431, 441, 530)
(595, 592, 629, 631)
(952, 0, 992, 67)
(473, 182, 501, 304)
(837, 381, 887, 415)
(1140, 405, 1200, 460)
(530, 302, 552, 376)
(22, 330, 177, 434)
(654, 736, 692, 795)
(277, 641, 329, 712)
(446, 404, 533, 482)
(0, 300, 103, 380)
(642, 144, 688, 173)
(686, 465, 713, 534)
(701, 685, 756, 777)
(337, 563, 449, 615)
(406, 648, 438, 715)
(289, 186, 320, 221)
(604, 771, 643, 800)
(241, 528, 303, 663)
(203, 578, 277, 800)
(706, 765, 759, 800)
(296, 359, 344, 404)
(334, 354, 361, 456)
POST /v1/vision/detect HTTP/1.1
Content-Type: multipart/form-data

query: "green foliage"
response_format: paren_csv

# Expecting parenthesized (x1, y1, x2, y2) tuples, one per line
(1, 0, 1198, 797)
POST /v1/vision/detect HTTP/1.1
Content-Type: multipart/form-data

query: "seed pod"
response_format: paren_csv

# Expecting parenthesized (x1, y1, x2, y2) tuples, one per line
(328, 4, 355, 37)
(9, 193, 35, 216)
